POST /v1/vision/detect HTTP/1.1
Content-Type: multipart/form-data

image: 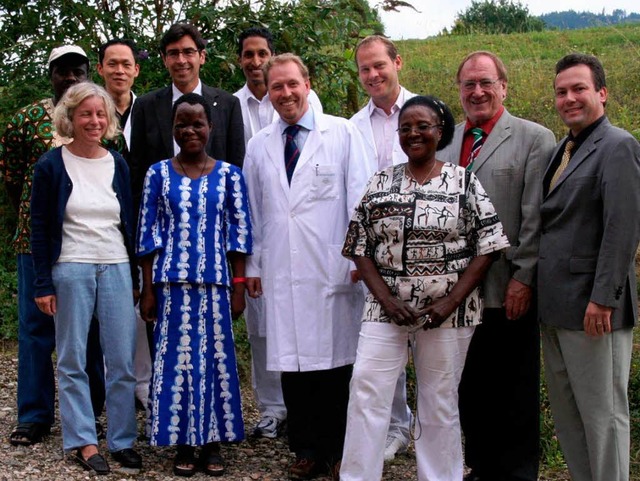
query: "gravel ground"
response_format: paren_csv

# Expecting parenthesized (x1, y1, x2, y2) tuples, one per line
(0, 344, 419, 481)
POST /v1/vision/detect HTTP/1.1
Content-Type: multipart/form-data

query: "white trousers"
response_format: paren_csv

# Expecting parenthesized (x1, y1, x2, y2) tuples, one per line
(541, 324, 632, 481)
(249, 333, 287, 420)
(340, 322, 474, 481)
(388, 369, 412, 444)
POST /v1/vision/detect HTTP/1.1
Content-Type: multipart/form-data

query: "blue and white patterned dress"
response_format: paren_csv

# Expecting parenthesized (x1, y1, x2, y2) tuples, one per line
(137, 159, 252, 446)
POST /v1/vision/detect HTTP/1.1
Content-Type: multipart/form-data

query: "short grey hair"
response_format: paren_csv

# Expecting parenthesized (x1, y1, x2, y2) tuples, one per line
(53, 82, 120, 140)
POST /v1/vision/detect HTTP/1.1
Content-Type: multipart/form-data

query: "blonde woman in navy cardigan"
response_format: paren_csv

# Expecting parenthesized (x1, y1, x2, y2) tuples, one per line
(31, 82, 141, 475)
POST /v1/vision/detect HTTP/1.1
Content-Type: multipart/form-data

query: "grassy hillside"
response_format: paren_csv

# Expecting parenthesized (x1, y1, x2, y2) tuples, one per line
(395, 23, 640, 141)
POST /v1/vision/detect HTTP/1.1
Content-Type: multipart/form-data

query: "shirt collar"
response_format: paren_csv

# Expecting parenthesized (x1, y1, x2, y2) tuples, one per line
(171, 80, 203, 103)
(279, 106, 314, 134)
(568, 115, 606, 144)
(367, 86, 405, 118)
(464, 105, 505, 136)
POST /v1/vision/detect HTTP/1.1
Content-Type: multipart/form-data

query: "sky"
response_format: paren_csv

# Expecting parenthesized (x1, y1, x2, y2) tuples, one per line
(370, 0, 640, 39)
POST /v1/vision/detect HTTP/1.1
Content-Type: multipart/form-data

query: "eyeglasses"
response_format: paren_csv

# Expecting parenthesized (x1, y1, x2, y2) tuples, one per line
(397, 123, 442, 135)
(165, 48, 200, 59)
(460, 78, 501, 92)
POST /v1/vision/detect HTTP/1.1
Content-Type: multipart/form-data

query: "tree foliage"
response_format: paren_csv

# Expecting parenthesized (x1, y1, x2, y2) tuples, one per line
(0, 0, 386, 123)
(451, 0, 545, 35)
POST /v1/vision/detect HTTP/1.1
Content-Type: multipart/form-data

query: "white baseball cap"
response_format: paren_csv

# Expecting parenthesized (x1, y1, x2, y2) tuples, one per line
(47, 45, 89, 68)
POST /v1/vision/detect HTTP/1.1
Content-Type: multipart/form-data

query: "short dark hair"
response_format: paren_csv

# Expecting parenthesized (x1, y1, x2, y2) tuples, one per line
(399, 95, 456, 151)
(354, 35, 398, 68)
(456, 51, 508, 83)
(237, 27, 275, 57)
(172, 93, 213, 126)
(98, 38, 139, 65)
(160, 23, 206, 55)
(555, 53, 606, 91)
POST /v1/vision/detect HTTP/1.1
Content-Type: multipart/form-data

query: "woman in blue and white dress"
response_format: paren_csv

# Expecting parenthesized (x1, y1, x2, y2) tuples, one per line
(137, 93, 251, 477)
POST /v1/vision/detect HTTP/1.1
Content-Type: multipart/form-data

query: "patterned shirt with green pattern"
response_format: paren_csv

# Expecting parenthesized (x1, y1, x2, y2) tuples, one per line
(0, 99, 71, 254)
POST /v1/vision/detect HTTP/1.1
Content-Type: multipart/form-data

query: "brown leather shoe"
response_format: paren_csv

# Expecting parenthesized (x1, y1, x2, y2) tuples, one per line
(288, 457, 320, 480)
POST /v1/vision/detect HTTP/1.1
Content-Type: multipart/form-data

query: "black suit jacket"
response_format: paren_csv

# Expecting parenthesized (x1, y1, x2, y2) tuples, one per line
(129, 83, 245, 207)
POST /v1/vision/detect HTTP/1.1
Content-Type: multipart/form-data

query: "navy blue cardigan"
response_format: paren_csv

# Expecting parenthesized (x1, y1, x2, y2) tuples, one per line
(30, 147, 138, 298)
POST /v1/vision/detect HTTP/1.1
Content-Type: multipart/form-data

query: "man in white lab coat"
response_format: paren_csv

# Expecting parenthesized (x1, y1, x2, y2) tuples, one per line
(233, 27, 323, 440)
(349, 34, 415, 461)
(244, 53, 371, 480)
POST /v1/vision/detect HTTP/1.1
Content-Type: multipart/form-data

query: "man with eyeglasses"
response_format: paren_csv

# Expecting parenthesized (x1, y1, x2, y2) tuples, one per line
(439, 51, 555, 481)
(130, 22, 244, 206)
(348, 34, 415, 463)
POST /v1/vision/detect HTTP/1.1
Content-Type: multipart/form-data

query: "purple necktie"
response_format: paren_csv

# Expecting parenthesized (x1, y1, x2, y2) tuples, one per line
(284, 124, 301, 185)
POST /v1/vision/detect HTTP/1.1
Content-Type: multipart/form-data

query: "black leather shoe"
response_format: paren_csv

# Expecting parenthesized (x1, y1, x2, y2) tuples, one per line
(74, 450, 110, 475)
(112, 448, 143, 469)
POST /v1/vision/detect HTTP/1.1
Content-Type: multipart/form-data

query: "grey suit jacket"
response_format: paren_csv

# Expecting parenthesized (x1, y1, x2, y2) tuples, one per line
(129, 83, 245, 207)
(440, 109, 556, 308)
(538, 117, 640, 330)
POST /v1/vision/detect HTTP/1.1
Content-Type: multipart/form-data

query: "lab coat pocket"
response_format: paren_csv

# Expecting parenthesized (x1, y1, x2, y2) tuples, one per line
(328, 243, 352, 291)
(310, 164, 339, 200)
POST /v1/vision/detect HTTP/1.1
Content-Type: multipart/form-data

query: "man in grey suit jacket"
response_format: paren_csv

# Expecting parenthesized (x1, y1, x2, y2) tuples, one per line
(439, 51, 555, 481)
(130, 23, 244, 206)
(539, 53, 640, 481)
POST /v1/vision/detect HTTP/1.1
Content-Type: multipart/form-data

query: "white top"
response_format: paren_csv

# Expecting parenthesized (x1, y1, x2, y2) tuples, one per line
(58, 146, 128, 264)
(368, 87, 406, 170)
(350, 87, 415, 173)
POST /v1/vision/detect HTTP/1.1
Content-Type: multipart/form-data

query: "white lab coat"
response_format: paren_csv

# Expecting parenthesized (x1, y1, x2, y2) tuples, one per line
(349, 86, 415, 172)
(235, 83, 324, 336)
(244, 108, 372, 372)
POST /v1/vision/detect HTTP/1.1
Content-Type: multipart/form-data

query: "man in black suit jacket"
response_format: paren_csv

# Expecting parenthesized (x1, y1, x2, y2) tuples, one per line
(130, 22, 244, 204)
(539, 53, 640, 481)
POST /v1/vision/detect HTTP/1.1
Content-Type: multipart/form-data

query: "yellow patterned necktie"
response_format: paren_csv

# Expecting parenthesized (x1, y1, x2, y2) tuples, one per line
(550, 139, 575, 189)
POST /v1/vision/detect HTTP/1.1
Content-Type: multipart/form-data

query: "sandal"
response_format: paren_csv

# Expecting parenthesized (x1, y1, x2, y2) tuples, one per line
(74, 449, 111, 475)
(9, 422, 51, 446)
(200, 443, 225, 477)
(173, 445, 197, 477)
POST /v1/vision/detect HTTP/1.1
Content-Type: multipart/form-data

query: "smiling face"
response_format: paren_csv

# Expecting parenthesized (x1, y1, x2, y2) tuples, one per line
(356, 39, 402, 110)
(173, 102, 211, 156)
(97, 44, 139, 98)
(267, 60, 310, 125)
(398, 104, 442, 164)
(71, 96, 108, 145)
(554, 64, 607, 136)
(239, 36, 272, 91)
(458, 54, 507, 125)
(162, 35, 205, 93)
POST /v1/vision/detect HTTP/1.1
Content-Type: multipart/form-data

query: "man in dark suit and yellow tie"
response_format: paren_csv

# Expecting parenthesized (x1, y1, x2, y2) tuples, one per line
(539, 53, 640, 481)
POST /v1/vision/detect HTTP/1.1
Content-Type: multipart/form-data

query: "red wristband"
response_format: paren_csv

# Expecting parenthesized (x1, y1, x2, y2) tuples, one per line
(232, 277, 247, 284)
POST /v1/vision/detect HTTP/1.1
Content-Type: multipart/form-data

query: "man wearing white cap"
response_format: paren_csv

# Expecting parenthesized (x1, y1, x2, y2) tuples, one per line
(1, 45, 105, 447)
